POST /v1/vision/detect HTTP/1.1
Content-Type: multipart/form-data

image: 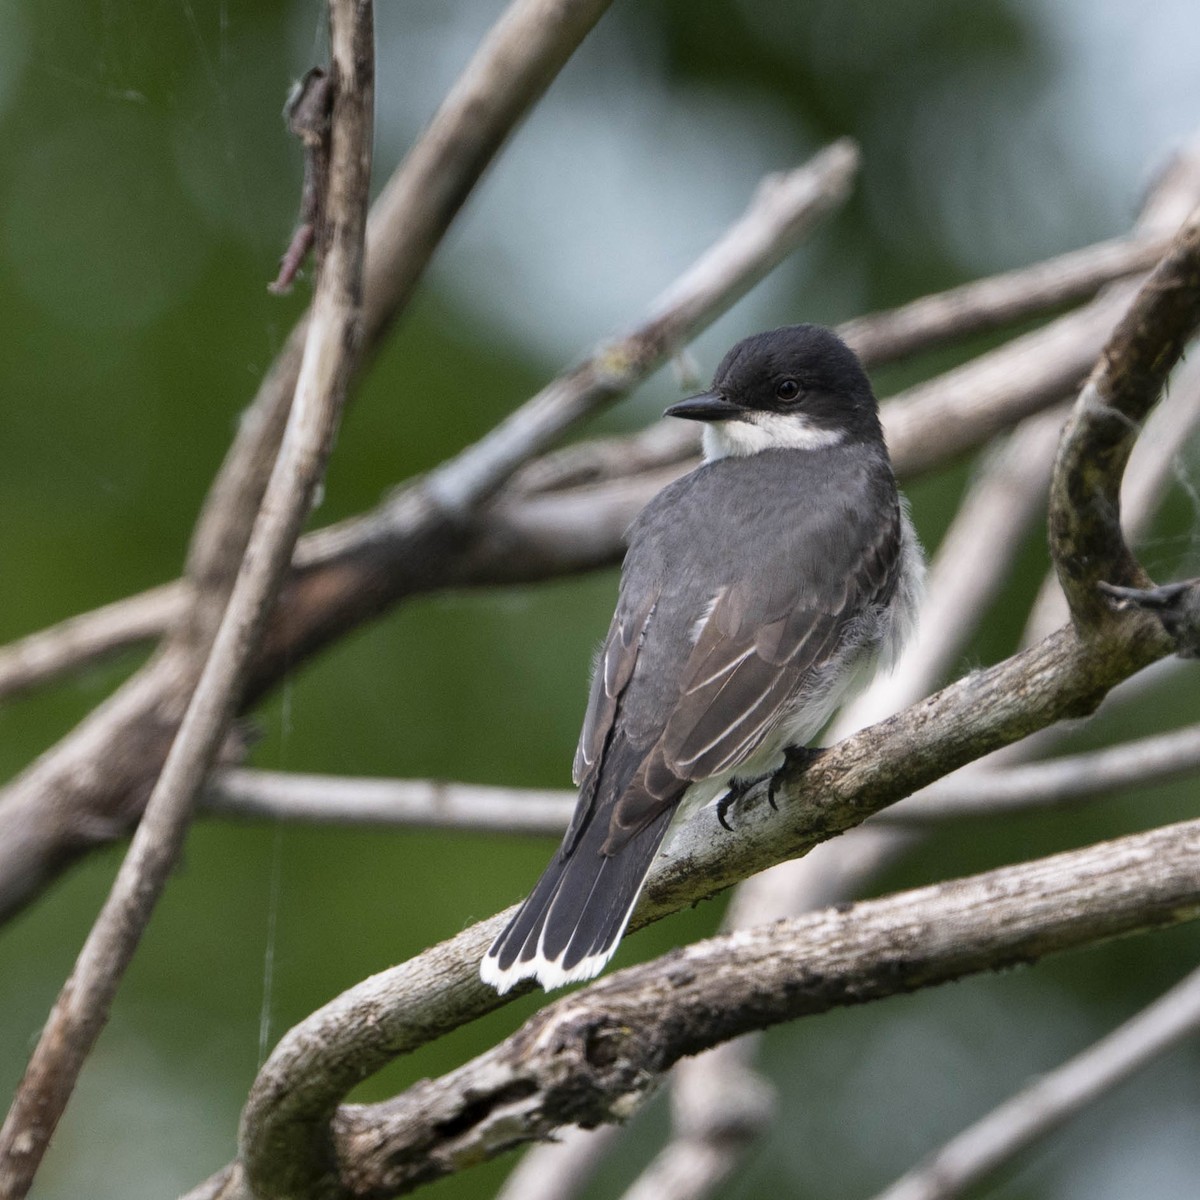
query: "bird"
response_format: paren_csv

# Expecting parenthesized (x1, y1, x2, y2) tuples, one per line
(480, 323, 924, 994)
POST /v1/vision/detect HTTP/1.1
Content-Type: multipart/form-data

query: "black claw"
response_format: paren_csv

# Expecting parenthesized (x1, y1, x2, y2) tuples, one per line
(716, 797, 735, 832)
(715, 773, 767, 831)
(767, 775, 781, 810)
(716, 778, 753, 831)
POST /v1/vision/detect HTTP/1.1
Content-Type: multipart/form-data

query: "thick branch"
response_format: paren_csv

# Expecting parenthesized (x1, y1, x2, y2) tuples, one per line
(0, 5, 374, 1197)
(332, 816, 1200, 1195)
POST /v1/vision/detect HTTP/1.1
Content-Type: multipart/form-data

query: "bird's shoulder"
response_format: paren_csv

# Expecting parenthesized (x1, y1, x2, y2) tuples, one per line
(623, 443, 899, 606)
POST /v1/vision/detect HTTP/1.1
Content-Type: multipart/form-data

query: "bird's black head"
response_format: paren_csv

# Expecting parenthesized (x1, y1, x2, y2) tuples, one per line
(664, 324, 883, 459)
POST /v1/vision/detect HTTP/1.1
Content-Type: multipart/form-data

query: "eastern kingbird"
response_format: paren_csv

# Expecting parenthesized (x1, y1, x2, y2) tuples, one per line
(481, 323, 923, 994)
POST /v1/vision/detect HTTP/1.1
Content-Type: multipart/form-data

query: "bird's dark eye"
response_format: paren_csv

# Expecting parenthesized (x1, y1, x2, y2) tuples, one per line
(775, 379, 801, 402)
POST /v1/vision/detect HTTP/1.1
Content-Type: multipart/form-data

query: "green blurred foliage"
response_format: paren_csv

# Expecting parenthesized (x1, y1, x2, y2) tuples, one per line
(1, 1, 1199, 1198)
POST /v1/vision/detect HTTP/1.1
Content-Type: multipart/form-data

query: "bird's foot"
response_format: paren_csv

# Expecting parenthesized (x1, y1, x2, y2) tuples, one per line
(716, 747, 826, 830)
(716, 773, 769, 831)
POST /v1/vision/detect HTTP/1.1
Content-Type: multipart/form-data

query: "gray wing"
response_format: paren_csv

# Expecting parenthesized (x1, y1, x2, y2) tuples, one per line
(570, 449, 902, 857)
(604, 492, 901, 850)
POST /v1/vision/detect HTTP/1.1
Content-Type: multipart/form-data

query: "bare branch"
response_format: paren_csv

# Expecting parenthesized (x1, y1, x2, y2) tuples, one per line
(205, 768, 574, 834)
(884, 723, 1200, 822)
(841, 232, 1169, 367)
(268, 68, 336, 295)
(198, 714, 1200, 835)
(322, 816, 1200, 1196)
(618, 1046, 775, 1200)
(0, 583, 186, 703)
(504, 226, 1168, 499)
(881, 290, 1129, 478)
(0, 5, 374, 1197)
(870, 963, 1200, 1200)
(1049, 207, 1200, 628)
(1025, 352, 1200, 642)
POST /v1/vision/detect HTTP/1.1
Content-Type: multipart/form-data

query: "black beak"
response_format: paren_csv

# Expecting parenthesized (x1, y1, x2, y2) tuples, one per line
(663, 390, 746, 422)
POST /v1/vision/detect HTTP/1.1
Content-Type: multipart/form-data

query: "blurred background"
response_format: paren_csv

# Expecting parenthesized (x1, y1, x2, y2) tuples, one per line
(2, 0, 1200, 1196)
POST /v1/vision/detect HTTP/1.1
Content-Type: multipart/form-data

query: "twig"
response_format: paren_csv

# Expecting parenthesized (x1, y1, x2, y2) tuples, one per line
(0, 582, 186, 704)
(841, 232, 1170, 367)
(0, 5, 374, 1198)
(268, 68, 336, 295)
(320, 816, 1200, 1196)
(1099, 577, 1200, 657)
(205, 768, 575, 834)
(869, 962, 1200, 1200)
(197, 711, 1197, 834)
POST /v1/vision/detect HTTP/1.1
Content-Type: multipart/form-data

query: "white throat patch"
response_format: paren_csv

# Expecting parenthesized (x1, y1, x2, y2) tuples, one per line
(702, 412, 846, 461)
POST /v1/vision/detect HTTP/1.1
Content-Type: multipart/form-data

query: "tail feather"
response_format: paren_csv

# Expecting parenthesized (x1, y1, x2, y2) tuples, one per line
(480, 807, 674, 994)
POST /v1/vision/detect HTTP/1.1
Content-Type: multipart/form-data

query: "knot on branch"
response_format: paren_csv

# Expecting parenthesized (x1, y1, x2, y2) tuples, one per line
(1099, 579, 1200, 658)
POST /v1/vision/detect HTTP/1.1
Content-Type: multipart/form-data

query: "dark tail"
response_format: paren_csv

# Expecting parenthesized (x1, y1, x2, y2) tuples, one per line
(480, 806, 674, 993)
